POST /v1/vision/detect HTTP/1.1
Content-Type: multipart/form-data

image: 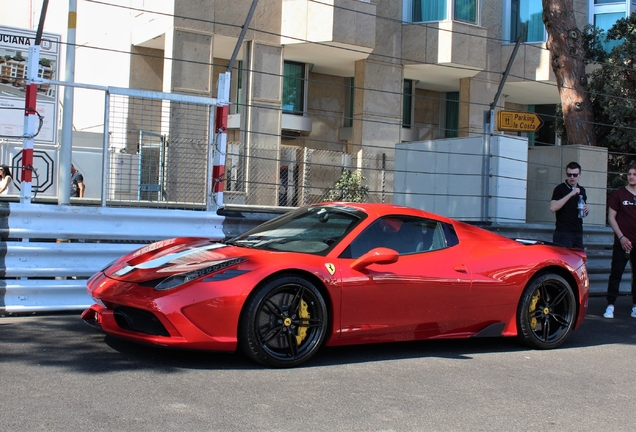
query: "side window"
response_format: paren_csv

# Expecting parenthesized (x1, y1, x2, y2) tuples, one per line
(442, 221, 459, 247)
(341, 219, 383, 258)
(425, 221, 445, 251)
(341, 216, 457, 258)
(282, 61, 305, 114)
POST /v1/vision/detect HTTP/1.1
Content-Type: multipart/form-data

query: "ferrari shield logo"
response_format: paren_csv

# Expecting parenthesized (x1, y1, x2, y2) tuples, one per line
(325, 263, 336, 275)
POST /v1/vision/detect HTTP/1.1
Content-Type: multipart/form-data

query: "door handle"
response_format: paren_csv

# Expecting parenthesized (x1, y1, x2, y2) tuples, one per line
(453, 264, 468, 273)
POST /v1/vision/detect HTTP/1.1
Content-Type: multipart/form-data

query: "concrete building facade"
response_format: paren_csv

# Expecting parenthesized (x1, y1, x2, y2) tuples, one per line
(1, 0, 634, 214)
(122, 0, 609, 207)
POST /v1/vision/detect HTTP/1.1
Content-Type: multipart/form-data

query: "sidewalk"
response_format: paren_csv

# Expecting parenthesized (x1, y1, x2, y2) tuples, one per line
(586, 292, 635, 319)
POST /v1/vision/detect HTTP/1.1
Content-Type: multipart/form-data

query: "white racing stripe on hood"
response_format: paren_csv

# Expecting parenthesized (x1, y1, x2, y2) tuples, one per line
(134, 243, 228, 269)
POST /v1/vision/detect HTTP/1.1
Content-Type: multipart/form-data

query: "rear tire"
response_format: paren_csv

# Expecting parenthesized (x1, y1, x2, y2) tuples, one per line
(517, 273, 576, 349)
(239, 274, 328, 367)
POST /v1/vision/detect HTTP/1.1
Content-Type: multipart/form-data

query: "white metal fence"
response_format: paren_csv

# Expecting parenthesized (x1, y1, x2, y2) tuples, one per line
(0, 202, 225, 314)
(105, 89, 216, 208)
(1, 81, 375, 211)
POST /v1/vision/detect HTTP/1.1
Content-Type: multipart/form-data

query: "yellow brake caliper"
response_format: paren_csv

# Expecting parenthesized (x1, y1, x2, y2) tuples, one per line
(296, 299, 310, 345)
(529, 291, 540, 329)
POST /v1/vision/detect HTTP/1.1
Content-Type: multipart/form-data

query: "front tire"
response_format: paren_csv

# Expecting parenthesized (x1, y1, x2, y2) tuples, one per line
(517, 273, 576, 349)
(239, 274, 328, 367)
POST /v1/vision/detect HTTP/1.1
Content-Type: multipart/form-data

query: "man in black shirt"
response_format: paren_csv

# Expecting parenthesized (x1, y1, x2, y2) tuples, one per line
(71, 164, 85, 198)
(549, 161, 588, 248)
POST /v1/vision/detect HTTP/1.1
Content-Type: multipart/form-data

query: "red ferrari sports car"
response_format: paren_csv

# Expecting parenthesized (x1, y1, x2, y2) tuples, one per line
(82, 203, 589, 367)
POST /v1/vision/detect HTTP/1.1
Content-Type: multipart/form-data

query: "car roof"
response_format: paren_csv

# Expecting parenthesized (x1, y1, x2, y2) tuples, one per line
(311, 202, 455, 224)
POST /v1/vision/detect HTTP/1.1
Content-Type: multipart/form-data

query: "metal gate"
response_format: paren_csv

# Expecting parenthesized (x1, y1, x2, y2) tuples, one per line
(138, 131, 167, 201)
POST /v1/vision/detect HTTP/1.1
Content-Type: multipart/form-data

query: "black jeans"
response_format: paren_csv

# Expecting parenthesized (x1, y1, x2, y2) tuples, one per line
(552, 230, 584, 249)
(606, 238, 636, 305)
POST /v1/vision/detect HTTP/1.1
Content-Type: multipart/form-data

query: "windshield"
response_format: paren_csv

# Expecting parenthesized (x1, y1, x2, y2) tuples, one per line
(227, 205, 366, 255)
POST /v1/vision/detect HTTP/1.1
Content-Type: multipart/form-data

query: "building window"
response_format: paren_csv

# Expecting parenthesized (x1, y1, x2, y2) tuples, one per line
(455, 0, 476, 23)
(229, 60, 243, 115)
(595, 12, 625, 51)
(505, 0, 545, 43)
(403, 0, 478, 24)
(528, 104, 558, 146)
(403, 79, 413, 128)
(444, 92, 459, 138)
(344, 77, 354, 127)
(283, 61, 305, 115)
(590, 1, 628, 50)
(412, 0, 446, 22)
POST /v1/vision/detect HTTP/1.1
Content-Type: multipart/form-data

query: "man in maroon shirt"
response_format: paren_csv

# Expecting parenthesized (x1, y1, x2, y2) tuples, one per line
(604, 163, 636, 319)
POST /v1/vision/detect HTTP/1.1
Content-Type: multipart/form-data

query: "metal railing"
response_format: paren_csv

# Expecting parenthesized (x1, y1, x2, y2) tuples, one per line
(0, 202, 225, 314)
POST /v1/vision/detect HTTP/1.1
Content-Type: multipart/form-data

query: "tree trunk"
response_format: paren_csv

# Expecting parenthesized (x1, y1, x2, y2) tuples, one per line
(542, 0, 596, 146)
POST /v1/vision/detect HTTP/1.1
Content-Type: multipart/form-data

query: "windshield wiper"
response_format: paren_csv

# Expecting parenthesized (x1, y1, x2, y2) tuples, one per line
(226, 237, 289, 249)
(223, 239, 254, 248)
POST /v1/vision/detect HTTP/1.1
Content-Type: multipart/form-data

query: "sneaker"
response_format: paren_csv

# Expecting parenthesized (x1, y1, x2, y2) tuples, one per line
(604, 305, 615, 319)
(631, 307, 636, 318)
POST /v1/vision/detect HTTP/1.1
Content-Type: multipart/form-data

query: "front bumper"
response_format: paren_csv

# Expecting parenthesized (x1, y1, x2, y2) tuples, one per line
(81, 303, 238, 352)
(82, 270, 244, 352)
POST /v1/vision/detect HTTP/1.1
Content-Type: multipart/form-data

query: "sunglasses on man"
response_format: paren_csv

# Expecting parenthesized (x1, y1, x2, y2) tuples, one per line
(566, 173, 579, 177)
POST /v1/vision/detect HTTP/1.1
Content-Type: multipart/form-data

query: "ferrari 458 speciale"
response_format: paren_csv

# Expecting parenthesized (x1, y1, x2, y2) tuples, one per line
(82, 203, 589, 367)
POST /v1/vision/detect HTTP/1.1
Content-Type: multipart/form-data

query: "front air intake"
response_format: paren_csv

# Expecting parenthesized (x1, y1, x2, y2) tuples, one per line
(113, 307, 170, 336)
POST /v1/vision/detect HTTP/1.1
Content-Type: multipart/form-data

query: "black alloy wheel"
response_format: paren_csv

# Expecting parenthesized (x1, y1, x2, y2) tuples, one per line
(239, 274, 328, 367)
(517, 273, 576, 349)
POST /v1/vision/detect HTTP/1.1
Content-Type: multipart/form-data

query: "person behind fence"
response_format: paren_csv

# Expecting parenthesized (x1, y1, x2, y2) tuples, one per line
(549, 161, 588, 248)
(0, 165, 13, 195)
(71, 164, 85, 198)
(603, 162, 636, 319)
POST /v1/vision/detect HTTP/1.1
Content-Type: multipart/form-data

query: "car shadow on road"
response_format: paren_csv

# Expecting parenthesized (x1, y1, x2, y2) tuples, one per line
(310, 295, 636, 368)
(1, 296, 635, 371)
(0, 313, 252, 373)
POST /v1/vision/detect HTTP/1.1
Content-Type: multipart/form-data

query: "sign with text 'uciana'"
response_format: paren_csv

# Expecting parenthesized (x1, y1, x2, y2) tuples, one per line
(0, 25, 61, 144)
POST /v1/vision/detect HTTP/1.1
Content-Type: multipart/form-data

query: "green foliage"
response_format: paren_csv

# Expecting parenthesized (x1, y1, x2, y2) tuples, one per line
(555, 13, 636, 191)
(581, 24, 609, 65)
(587, 14, 636, 190)
(39, 58, 51, 67)
(323, 170, 369, 203)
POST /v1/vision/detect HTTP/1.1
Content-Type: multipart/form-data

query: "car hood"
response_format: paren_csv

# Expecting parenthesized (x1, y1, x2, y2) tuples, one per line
(103, 237, 249, 283)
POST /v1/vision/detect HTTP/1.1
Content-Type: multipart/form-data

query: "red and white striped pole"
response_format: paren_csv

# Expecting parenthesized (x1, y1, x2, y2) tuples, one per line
(210, 0, 257, 211)
(20, 44, 41, 204)
(212, 71, 230, 210)
(21, 0, 48, 204)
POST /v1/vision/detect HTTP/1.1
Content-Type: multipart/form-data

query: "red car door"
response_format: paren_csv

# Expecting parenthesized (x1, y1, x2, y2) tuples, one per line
(336, 241, 473, 344)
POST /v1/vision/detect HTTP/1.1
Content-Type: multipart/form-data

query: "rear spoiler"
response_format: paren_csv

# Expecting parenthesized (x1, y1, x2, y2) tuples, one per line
(514, 238, 549, 246)
(513, 238, 587, 259)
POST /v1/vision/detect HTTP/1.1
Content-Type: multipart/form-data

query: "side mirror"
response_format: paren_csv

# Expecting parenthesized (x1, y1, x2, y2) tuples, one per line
(350, 247, 399, 271)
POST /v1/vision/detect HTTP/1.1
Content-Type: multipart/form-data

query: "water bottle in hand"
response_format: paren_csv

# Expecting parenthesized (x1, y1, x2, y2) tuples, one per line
(577, 195, 586, 218)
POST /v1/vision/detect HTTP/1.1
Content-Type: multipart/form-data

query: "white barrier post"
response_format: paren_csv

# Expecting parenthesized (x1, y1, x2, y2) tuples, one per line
(20, 44, 41, 204)
(211, 72, 230, 211)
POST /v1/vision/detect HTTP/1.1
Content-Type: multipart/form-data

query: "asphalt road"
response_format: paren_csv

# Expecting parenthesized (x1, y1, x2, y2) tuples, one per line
(1, 295, 636, 432)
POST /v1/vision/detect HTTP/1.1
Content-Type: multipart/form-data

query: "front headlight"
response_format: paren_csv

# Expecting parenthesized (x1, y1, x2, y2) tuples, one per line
(154, 257, 246, 291)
